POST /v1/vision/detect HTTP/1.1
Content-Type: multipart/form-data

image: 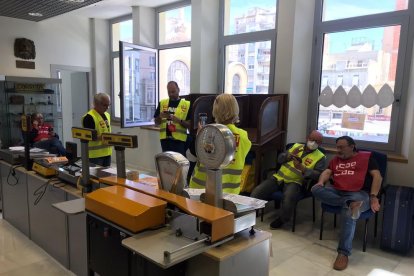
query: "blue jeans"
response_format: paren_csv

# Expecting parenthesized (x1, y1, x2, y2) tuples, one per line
(34, 138, 66, 156)
(312, 185, 370, 256)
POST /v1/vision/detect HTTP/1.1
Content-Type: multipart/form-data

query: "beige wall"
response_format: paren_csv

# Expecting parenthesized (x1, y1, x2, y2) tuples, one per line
(0, 15, 91, 77)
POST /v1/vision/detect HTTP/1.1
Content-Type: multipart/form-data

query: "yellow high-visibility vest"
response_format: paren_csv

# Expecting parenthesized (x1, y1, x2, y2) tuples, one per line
(189, 124, 252, 194)
(159, 98, 190, 142)
(82, 109, 112, 158)
(274, 143, 325, 185)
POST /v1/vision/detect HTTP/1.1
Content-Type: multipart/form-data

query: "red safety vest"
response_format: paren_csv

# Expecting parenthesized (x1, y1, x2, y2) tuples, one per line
(330, 151, 371, 191)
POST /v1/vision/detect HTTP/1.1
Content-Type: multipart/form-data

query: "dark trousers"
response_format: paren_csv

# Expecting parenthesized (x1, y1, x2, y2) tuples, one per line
(89, 156, 111, 167)
(250, 177, 301, 222)
(160, 138, 187, 157)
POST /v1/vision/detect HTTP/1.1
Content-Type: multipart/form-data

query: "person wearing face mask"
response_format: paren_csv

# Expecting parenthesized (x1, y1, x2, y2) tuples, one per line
(250, 130, 326, 229)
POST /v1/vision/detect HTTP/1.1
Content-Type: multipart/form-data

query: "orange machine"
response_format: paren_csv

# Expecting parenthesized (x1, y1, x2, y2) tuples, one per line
(85, 185, 167, 233)
(98, 176, 235, 243)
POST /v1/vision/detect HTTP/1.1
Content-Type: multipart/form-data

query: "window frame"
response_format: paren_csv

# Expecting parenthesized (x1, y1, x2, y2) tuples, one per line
(156, 1, 192, 100)
(156, 0, 191, 50)
(307, 1, 414, 153)
(109, 14, 133, 122)
(217, 0, 278, 94)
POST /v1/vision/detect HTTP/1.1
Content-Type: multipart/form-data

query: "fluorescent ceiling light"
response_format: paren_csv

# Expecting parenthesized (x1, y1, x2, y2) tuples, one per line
(28, 12, 43, 17)
(60, 0, 86, 3)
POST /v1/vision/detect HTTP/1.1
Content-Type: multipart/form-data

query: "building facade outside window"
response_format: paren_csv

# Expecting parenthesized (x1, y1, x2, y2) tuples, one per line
(157, 1, 191, 100)
(219, 0, 278, 94)
(308, 0, 413, 152)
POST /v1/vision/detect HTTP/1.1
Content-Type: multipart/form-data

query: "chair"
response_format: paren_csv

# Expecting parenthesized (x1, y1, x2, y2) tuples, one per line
(259, 143, 326, 232)
(318, 149, 387, 252)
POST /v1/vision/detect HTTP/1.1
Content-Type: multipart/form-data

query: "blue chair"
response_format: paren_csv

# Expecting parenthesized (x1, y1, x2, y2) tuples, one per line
(319, 149, 387, 252)
(260, 143, 325, 232)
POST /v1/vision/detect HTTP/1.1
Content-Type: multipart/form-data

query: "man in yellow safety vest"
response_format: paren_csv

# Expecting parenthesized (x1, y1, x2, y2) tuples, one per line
(82, 93, 112, 167)
(251, 130, 326, 229)
(154, 81, 191, 157)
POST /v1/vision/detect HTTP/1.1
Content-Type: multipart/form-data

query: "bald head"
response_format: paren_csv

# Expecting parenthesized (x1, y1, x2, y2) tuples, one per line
(308, 130, 323, 145)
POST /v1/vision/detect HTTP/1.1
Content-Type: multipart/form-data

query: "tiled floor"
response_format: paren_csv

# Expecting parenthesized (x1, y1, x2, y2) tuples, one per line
(0, 208, 413, 276)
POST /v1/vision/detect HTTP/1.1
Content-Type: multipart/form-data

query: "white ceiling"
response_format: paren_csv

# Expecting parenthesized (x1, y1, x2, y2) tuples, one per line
(71, 0, 180, 19)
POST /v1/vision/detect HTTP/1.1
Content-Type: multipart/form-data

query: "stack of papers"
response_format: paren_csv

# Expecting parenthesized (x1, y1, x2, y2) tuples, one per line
(9, 146, 46, 153)
(184, 188, 267, 210)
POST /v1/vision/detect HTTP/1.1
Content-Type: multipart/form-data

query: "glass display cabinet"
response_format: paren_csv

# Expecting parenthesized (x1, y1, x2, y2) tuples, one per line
(0, 76, 62, 148)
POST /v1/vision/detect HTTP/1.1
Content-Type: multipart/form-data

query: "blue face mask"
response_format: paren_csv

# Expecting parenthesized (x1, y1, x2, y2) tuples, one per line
(307, 140, 318, 150)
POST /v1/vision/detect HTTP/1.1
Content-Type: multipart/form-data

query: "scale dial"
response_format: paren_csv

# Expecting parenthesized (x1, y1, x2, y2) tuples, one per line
(195, 124, 236, 170)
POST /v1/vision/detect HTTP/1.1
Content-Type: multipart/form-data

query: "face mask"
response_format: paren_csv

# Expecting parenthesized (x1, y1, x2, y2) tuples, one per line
(307, 140, 318, 150)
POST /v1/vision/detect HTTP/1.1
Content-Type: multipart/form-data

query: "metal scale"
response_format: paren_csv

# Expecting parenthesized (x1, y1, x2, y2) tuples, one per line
(196, 124, 256, 233)
(62, 127, 138, 191)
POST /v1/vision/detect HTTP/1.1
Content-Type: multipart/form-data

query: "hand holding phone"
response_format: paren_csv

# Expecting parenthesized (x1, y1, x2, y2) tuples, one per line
(291, 155, 302, 163)
(199, 113, 207, 127)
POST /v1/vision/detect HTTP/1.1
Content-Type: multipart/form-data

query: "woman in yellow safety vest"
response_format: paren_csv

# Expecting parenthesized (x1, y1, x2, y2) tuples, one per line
(189, 94, 252, 194)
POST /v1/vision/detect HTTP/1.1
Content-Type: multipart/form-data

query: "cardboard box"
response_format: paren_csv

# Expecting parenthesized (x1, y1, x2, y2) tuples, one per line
(341, 113, 366, 130)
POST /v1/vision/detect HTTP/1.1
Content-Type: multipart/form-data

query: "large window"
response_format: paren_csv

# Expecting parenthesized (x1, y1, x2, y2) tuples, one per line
(119, 42, 157, 128)
(308, 0, 413, 152)
(110, 16, 133, 120)
(157, 2, 191, 100)
(219, 0, 277, 94)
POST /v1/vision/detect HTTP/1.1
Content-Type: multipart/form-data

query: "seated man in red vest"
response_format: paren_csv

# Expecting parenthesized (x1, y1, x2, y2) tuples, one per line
(311, 136, 382, 271)
(250, 130, 326, 229)
(30, 113, 66, 156)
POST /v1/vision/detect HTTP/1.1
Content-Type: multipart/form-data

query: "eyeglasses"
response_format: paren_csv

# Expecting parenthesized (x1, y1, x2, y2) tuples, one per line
(336, 144, 351, 150)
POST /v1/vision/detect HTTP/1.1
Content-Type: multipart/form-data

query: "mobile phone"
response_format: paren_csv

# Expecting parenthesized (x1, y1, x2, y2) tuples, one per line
(292, 155, 302, 163)
(199, 113, 207, 127)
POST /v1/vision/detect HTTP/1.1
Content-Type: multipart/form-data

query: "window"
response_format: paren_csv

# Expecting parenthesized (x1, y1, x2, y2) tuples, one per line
(120, 42, 157, 128)
(159, 47, 191, 100)
(232, 74, 241, 93)
(219, 0, 278, 94)
(309, 0, 413, 152)
(157, 2, 191, 99)
(110, 16, 133, 120)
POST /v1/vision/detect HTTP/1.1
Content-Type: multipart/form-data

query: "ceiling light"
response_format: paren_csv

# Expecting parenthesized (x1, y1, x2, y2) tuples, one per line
(28, 12, 43, 17)
(60, 0, 85, 3)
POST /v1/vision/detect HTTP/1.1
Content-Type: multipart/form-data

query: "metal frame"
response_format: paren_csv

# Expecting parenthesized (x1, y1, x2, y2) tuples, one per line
(109, 14, 133, 122)
(217, 0, 279, 94)
(307, 1, 414, 153)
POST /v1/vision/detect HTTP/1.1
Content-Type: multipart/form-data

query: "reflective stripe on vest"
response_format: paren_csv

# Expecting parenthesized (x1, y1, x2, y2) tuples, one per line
(274, 143, 325, 185)
(159, 99, 190, 142)
(189, 124, 252, 194)
(82, 109, 112, 158)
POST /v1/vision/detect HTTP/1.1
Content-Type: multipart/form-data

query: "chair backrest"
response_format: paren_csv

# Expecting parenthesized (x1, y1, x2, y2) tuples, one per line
(358, 148, 387, 191)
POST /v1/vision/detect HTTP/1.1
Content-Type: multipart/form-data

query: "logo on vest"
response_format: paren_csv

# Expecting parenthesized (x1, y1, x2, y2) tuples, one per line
(334, 161, 356, 176)
(304, 157, 313, 166)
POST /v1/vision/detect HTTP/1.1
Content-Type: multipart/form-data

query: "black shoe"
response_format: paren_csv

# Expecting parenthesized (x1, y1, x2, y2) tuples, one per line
(270, 218, 284, 229)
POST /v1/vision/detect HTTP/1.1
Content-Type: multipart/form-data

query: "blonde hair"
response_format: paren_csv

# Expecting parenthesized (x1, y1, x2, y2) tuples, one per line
(212, 94, 239, 124)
